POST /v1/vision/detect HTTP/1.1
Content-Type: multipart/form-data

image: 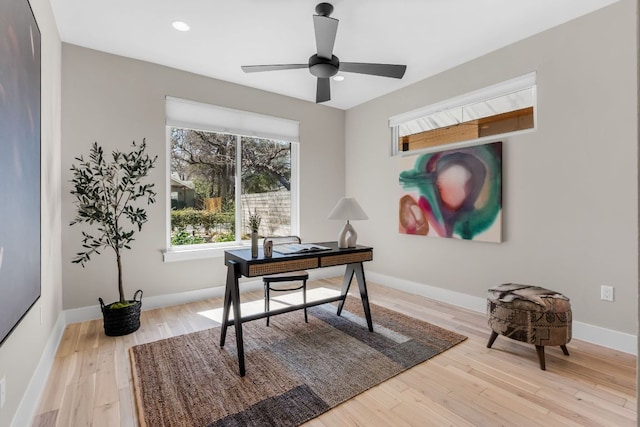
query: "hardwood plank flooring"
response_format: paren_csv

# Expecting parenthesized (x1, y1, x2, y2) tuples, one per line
(32, 279, 636, 426)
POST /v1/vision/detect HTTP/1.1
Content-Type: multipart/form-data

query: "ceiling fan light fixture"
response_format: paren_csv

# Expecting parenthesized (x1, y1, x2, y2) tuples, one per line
(309, 54, 339, 78)
(172, 21, 190, 32)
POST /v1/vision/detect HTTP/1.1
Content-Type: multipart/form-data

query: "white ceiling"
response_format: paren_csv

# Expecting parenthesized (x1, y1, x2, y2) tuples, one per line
(50, 0, 617, 110)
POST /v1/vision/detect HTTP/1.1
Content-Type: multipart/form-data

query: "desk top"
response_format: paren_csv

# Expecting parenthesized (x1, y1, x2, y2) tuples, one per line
(225, 241, 373, 277)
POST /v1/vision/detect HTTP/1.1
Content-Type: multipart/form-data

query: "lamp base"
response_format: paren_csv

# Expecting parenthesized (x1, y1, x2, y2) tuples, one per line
(337, 221, 358, 248)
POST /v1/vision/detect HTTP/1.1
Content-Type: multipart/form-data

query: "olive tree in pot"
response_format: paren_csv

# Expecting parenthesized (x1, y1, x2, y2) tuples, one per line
(70, 139, 157, 336)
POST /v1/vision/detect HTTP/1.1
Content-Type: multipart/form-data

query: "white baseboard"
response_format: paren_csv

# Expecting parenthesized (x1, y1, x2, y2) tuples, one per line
(367, 272, 488, 313)
(64, 266, 344, 324)
(65, 267, 637, 355)
(571, 322, 637, 355)
(367, 271, 637, 356)
(11, 311, 66, 427)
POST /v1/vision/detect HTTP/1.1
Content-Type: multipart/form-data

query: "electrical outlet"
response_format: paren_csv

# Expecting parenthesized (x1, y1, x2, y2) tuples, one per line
(600, 285, 614, 302)
(1, 376, 5, 409)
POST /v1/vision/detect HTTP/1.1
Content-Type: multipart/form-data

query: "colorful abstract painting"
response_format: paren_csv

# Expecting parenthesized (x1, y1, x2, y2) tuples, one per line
(398, 142, 502, 243)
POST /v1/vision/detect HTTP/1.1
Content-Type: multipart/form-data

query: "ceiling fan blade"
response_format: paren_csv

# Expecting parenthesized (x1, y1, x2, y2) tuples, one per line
(241, 64, 308, 73)
(316, 78, 330, 103)
(313, 15, 338, 59)
(339, 62, 407, 79)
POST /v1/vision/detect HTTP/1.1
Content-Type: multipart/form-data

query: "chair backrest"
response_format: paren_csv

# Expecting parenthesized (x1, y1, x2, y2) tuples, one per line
(263, 236, 302, 246)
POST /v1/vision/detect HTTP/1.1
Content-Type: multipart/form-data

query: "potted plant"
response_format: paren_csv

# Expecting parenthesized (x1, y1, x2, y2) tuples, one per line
(69, 139, 157, 336)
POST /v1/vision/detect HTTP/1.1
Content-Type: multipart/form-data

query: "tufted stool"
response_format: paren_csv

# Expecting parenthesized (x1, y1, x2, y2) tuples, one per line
(487, 283, 572, 370)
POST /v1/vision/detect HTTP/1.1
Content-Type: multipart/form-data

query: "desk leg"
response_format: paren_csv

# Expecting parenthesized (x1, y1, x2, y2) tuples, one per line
(336, 264, 355, 316)
(219, 261, 236, 347)
(220, 260, 246, 376)
(336, 262, 373, 332)
(354, 262, 373, 332)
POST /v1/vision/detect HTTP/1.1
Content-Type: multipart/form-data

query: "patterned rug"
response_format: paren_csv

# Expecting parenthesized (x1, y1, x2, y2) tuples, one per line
(129, 297, 467, 427)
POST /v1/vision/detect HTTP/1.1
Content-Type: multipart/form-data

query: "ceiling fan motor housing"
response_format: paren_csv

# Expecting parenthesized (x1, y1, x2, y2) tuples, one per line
(309, 54, 339, 78)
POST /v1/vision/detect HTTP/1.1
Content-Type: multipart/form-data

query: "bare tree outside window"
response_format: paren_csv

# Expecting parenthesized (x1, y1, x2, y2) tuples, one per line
(169, 128, 292, 246)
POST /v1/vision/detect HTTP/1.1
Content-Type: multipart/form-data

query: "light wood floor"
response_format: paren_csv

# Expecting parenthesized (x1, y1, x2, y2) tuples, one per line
(32, 278, 636, 426)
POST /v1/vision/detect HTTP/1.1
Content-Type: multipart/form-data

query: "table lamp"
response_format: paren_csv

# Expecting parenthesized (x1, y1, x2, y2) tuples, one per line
(328, 197, 369, 248)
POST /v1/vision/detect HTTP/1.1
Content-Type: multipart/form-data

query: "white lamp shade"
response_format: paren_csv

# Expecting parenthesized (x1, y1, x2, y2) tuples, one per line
(328, 197, 369, 220)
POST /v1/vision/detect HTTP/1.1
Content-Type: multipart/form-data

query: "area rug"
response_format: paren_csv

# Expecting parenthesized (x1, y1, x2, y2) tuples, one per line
(129, 297, 467, 427)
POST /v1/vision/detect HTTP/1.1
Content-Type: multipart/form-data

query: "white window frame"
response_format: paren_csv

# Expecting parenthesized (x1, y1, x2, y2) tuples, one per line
(163, 98, 300, 262)
(389, 72, 537, 156)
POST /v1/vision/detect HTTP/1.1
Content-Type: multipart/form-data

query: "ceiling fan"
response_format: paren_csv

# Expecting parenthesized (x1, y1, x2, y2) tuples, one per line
(241, 2, 407, 103)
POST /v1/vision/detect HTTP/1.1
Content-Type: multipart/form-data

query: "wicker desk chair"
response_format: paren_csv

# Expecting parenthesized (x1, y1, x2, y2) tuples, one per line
(263, 236, 309, 326)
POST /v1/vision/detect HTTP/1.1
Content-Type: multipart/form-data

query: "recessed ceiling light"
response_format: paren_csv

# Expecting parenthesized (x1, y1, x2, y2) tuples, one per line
(172, 21, 190, 32)
(333, 75, 344, 82)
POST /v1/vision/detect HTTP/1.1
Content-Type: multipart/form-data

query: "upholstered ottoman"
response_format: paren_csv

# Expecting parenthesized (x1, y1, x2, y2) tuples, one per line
(487, 283, 572, 370)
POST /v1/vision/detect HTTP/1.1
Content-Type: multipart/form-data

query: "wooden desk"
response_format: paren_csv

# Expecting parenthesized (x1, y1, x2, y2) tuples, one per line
(220, 241, 374, 376)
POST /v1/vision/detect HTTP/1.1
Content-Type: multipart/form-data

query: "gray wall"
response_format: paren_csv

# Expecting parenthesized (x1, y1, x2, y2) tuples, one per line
(346, 0, 638, 334)
(2, 1, 638, 424)
(60, 45, 346, 309)
(0, 0, 63, 425)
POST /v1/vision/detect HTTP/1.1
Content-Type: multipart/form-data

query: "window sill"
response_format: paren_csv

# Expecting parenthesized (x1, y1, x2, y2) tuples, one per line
(163, 243, 251, 263)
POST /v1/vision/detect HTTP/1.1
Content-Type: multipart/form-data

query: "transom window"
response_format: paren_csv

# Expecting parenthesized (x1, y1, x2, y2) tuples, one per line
(390, 72, 536, 155)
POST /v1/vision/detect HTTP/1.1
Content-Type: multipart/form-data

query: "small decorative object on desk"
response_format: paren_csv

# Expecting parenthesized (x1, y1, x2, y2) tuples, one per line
(248, 211, 261, 258)
(264, 240, 273, 258)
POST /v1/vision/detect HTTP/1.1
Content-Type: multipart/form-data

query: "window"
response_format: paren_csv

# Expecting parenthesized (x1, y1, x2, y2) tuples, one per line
(390, 72, 536, 155)
(164, 97, 299, 259)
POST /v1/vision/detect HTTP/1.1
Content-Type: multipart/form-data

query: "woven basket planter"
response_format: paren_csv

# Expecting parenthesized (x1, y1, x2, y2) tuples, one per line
(99, 290, 143, 336)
